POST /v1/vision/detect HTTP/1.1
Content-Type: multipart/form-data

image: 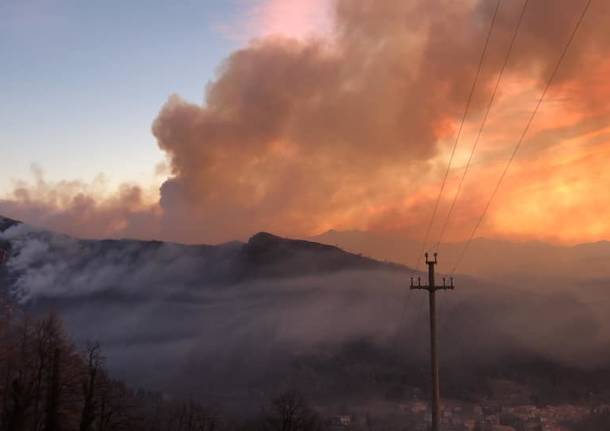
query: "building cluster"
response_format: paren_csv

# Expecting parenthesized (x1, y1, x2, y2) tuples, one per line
(324, 400, 600, 431)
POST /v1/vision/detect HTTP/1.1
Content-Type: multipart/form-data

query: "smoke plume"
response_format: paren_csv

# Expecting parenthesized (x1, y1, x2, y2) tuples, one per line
(2, 0, 610, 244)
(2, 220, 610, 402)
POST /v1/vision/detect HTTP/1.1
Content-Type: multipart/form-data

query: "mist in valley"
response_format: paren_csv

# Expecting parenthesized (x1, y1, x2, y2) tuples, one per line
(2, 218, 610, 412)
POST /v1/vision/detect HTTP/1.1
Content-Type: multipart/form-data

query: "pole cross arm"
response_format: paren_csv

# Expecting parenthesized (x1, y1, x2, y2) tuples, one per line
(409, 276, 455, 291)
(439, 276, 455, 290)
(425, 252, 438, 265)
(410, 276, 427, 290)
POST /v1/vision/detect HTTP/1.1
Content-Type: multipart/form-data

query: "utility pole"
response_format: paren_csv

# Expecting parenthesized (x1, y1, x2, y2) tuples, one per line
(411, 252, 454, 431)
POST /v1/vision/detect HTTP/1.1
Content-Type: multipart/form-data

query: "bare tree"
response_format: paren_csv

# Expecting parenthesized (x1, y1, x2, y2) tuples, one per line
(0, 310, 224, 431)
(263, 391, 323, 431)
(4, 316, 36, 431)
(79, 342, 103, 431)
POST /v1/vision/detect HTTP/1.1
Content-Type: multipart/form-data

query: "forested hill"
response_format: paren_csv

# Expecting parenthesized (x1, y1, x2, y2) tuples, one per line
(0, 215, 407, 302)
(1, 215, 610, 415)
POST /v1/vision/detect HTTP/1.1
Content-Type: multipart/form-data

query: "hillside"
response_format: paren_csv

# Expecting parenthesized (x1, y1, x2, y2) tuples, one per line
(0, 216, 408, 302)
(1, 215, 610, 411)
(311, 229, 610, 282)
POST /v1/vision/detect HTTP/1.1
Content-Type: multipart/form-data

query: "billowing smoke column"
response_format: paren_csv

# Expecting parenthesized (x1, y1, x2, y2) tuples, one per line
(2, 0, 610, 244)
(153, 0, 610, 243)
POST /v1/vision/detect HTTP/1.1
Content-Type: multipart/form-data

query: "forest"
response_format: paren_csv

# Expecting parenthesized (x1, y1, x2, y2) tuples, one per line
(0, 301, 322, 431)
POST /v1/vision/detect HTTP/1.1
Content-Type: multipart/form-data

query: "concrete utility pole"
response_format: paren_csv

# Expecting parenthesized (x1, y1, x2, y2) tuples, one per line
(411, 252, 454, 431)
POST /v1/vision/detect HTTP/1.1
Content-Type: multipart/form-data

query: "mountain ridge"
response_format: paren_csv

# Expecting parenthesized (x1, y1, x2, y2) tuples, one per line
(309, 228, 610, 281)
(0, 215, 412, 304)
(1, 215, 610, 409)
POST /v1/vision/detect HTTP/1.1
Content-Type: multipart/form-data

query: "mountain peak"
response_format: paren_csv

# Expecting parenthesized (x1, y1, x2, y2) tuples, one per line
(0, 215, 20, 232)
(243, 231, 405, 278)
(246, 231, 340, 255)
(247, 231, 282, 244)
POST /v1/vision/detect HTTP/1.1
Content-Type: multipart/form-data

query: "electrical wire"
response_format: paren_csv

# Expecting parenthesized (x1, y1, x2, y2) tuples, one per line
(414, 0, 503, 271)
(433, 0, 530, 253)
(401, 0, 506, 346)
(451, 0, 593, 274)
(400, 1, 506, 339)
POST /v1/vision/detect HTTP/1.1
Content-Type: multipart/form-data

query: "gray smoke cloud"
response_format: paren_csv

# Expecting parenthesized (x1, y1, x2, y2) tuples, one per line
(3, 0, 610, 245)
(152, 0, 610, 243)
(2, 219, 610, 406)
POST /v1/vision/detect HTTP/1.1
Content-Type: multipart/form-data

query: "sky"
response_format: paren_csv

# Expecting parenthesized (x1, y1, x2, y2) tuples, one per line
(1, 1, 224, 191)
(1, 0, 610, 247)
(1, 0, 330, 191)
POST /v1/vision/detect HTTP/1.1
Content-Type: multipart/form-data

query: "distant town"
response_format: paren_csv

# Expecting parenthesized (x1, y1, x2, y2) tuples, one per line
(322, 396, 606, 431)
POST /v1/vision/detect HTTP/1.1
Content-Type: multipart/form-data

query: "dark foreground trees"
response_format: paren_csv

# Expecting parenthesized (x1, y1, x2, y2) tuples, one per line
(0, 308, 219, 431)
(263, 391, 322, 431)
(238, 391, 323, 431)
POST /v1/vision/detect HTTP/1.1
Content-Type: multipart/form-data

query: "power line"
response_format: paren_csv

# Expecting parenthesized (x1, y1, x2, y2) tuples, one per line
(451, 0, 593, 274)
(400, 1, 505, 364)
(402, 0, 503, 340)
(414, 0, 503, 271)
(433, 0, 530, 253)
(400, 0, 502, 402)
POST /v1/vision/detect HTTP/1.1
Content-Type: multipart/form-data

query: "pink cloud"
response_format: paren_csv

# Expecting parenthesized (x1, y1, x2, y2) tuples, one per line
(216, 0, 334, 42)
(253, 0, 334, 39)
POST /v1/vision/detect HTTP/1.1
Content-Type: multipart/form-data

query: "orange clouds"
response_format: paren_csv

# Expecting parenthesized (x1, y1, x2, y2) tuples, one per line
(0, 168, 160, 240)
(3, 0, 610, 247)
(489, 129, 610, 244)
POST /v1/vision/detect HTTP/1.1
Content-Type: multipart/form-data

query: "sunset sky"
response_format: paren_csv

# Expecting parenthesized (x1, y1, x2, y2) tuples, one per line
(2, 0, 609, 246)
